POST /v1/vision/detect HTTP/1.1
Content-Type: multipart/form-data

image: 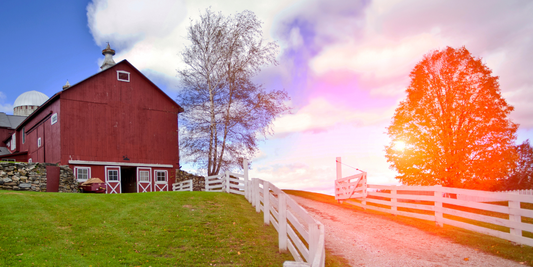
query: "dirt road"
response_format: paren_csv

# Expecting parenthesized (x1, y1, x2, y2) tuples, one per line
(289, 195, 523, 267)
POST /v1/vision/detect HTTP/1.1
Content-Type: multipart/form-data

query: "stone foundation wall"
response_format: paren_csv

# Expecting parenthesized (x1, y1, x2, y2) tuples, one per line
(0, 162, 77, 193)
(175, 170, 206, 191)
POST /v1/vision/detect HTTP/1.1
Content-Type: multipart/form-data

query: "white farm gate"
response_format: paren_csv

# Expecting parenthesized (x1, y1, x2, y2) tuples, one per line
(334, 157, 533, 247)
(172, 161, 325, 267)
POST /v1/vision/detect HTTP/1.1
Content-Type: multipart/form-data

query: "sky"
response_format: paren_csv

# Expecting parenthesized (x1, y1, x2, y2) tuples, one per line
(1, 0, 533, 195)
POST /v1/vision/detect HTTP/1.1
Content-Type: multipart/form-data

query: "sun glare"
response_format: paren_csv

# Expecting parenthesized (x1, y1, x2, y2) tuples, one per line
(393, 141, 406, 151)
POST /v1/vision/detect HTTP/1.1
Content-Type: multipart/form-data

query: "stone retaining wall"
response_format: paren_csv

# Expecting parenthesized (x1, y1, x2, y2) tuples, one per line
(0, 162, 77, 193)
(175, 170, 206, 191)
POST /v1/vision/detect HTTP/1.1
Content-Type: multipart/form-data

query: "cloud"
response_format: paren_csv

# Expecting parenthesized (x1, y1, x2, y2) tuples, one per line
(272, 97, 394, 135)
(0, 92, 13, 114)
(87, 0, 187, 48)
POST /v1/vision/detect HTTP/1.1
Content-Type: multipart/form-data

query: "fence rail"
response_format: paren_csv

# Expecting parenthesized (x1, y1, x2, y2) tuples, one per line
(334, 157, 533, 247)
(175, 163, 325, 267)
(172, 179, 193, 192)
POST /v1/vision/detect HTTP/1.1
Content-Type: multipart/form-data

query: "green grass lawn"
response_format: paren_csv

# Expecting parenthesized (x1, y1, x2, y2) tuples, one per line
(0, 190, 296, 266)
(284, 190, 533, 266)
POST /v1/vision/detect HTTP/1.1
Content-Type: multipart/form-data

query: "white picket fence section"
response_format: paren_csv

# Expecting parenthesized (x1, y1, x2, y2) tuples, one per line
(335, 157, 533, 247)
(172, 179, 193, 191)
(178, 162, 325, 267)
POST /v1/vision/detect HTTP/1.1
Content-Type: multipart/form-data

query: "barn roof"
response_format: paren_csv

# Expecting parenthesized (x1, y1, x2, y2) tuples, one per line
(16, 59, 184, 131)
(0, 112, 26, 129)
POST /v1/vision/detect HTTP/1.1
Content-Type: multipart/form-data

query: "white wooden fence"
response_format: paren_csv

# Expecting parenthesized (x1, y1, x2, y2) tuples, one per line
(502, 189, 533, 195)
(178, 162, 325, 267)
(334, 157, 533, 247)
(172, 179, 193, 192)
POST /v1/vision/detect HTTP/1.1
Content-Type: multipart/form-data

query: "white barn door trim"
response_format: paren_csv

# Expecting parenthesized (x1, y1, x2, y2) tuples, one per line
(105, 166, 121, 194)
(137, 167, 152, 193)
(154, 170, 168, 192)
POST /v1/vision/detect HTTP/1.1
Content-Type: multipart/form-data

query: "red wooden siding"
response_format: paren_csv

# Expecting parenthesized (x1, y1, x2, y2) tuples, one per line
(18, 100, 61, 163)
(59, 62, 179, 168)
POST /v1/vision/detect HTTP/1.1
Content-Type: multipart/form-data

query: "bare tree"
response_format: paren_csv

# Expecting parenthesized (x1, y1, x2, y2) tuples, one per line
(177, 9, 290, 175)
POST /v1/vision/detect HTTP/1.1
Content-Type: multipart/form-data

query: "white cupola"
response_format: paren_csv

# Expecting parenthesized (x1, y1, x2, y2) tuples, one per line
(100, 43, 116, 70)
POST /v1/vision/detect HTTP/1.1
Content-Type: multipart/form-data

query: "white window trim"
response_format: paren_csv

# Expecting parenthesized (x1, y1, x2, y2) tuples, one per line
(68, 160, 172, 168)
(154, 170, 168, 184)
(38, 137, 42, 147)
(107, 169, 119, 181)
(28, 158, 32, 163)
(117, 70, 130, 82)
(11, 133, 16, 150)
(139, 170, 150, 182)
(51, 113, 58, 125)
(74, 167, 91, 182)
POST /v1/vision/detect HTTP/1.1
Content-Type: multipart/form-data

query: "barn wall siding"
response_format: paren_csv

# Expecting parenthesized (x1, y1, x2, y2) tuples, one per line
(59, 62, 179, 171)
(19, 100, 61, 164)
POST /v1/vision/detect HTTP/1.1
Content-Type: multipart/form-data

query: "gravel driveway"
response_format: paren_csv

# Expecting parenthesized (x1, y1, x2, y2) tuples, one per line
(288, 195, 523, 267)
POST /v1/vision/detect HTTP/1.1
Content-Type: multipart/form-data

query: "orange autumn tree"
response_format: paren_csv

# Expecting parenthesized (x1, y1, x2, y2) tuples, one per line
(385, 47, 518, 190)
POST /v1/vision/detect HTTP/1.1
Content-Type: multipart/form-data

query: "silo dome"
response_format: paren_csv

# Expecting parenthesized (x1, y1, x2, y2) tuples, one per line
(13, 90, 49, 116)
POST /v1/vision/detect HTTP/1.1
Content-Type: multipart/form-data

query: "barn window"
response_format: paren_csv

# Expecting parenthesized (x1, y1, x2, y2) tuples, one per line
(22, 127, 25, 144)
(75, 167, 91, 182)
(51, 113, 58, 125)
(117, 71, 130, 82)
(108, 170, 119, 181)
(139, 171, 149, 182)
(38, 137, 42, 147)
(155, 170, 167, 183)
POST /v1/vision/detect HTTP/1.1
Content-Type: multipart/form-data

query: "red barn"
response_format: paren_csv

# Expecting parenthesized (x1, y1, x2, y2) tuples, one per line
(2, 45, 183, 193)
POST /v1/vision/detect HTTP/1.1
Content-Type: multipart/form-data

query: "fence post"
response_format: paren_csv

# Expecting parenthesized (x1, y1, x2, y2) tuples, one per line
(361, 174, 367, 210)
(255, 179, 261, 213)
(250, 178, 255, 207)
(278, 192, 287, 252)
(509, 192, 521, 241)
(434, 185, 443, 227)
(263, 181, 270, 225)
(335, 157, 342, 201)
(309, 222, 318, 263)
(243, 159, 249, 202)
(225, 171, 230, 193)
(204, 177, 208, 191)
(391, 188, 397, 216)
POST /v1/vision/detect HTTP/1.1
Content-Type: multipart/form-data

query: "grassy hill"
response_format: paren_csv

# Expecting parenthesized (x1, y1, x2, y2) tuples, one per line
(0, 191, 294, 266)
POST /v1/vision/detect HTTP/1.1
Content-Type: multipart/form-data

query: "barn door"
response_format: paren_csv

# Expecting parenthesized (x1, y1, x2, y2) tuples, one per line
(154, 170, 168, 192)
(137, 167, 152, 193)
(105, 166, 121, 194)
